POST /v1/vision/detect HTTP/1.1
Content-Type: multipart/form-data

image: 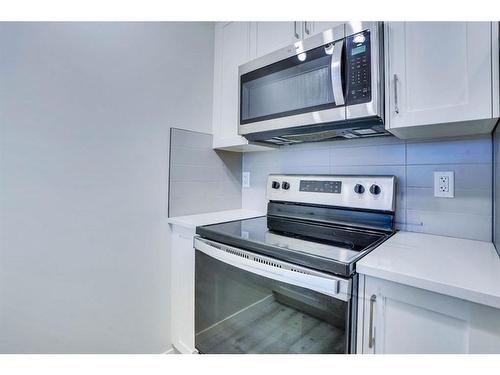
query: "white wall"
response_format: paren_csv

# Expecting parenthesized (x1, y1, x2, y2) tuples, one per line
(0, 22, 214, 353)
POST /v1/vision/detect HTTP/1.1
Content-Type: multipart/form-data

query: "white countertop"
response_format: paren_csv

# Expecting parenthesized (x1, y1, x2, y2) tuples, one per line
(357, 231, 500, 309)
(167, 208, 264, 229)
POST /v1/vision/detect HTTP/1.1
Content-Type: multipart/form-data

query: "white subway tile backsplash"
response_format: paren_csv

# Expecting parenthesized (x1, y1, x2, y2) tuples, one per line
(329, 165, 406, 186)
(406, 210, 491, 241)
(169, 129, 242, 217)
(407, 164, 492, 189)
(169, 165, 226, 182)
(407, 187, 492, 216)
(243, 149, 281, 167)
(330, 144, 406, 166)
(171, 146, 223, 167)
(281, 148, 330, 167)
(170, 128, 212, 149)
(242, 133, 493, 241)
(281, 165, 331, 175)
(406, 135, 492, 165)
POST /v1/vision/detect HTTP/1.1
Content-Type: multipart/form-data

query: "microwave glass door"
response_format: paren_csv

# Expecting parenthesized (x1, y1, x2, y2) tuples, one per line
(195, 247, 350, 354)
(240, 41, 345, 125)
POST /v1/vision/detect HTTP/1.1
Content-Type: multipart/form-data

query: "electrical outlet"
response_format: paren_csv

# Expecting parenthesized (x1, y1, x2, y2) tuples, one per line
(242, 172, 250, 188)
(434, 171, 454, 198)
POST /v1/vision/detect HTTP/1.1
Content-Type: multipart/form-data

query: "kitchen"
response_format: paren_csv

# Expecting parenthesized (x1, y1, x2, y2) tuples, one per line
(0, 1, 499, 373)
(169, 21, 500, 355)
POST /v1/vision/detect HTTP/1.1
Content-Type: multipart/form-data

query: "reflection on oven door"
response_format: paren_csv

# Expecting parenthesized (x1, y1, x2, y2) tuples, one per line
(195, 250, 349, 354)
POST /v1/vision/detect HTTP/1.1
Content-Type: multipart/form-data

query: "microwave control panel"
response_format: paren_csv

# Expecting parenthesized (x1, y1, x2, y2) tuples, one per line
(345, 30, 371, 105)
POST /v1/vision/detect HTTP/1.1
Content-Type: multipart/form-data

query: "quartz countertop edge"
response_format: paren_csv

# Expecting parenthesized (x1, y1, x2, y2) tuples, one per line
(356, 231, 500, 310)
(167, 208, 265, 229)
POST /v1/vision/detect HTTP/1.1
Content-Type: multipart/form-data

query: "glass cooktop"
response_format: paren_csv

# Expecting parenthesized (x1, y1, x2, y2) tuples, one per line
(196, 216, 390, 276)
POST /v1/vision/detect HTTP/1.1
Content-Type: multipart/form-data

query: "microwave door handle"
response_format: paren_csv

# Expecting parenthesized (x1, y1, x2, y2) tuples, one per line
(195, 238, 345, 300)
(331, 39, 345, 106)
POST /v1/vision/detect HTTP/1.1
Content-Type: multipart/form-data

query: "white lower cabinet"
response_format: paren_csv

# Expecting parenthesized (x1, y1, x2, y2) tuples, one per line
(170, 224, 197, 354)
(358, 276, 500, 354)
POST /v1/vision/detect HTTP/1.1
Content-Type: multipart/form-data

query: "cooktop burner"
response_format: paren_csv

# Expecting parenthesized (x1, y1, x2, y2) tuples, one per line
(196, 216, 390, 276)
(196, 174, 397, 276)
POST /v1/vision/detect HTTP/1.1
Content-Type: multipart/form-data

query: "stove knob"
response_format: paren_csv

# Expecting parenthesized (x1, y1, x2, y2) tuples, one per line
(354, 184, 365, 194)
(271, 181, 280, 189)
(282, 181, 290, 190)
(370, 184, 381, 195)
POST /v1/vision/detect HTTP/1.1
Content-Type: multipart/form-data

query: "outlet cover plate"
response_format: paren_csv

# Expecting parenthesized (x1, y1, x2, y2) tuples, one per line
(434, 171, 454, 198)
(242, 172, 250, 188)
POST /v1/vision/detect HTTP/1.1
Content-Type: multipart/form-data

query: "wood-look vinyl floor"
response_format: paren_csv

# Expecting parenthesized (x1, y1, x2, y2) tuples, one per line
(196, 296, 345, 354)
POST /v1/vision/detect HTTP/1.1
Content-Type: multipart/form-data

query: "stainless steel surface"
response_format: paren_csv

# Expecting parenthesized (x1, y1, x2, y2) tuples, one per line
(238, 22, 384, 139)
(194, 236, 352, 301)
(293, 21, 300, 39)
(195, 173, 395, 354)
(238, 102, 347, 135)
(346, 22, 384, 121)
(265, 231, 361, 264)
(304, 21, 311, 35)
(266, 174, 396, 212)
(394, 73, 399, 114)
(331, 39, 345, 106)
(368, 294, 376, 349)
(239, 24, 345, 75)
(238, 25, 346, 136)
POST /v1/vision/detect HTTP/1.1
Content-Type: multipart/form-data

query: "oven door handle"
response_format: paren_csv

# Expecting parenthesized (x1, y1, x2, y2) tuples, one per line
(331, 39, 345, 106)
(195, 238, 349, 301)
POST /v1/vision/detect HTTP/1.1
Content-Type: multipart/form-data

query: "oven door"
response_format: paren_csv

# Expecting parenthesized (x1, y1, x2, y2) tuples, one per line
(238, 27, 346, 136)
(194, 237, 355, 354)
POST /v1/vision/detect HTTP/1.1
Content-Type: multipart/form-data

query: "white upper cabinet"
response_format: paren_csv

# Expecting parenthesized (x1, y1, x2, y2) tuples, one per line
(385, 22, 499, 139)
(308, 21, 344, 36)
(250, 22, 345, 59)
(212, 22, 275, 152)
(250, 22, 301, 58)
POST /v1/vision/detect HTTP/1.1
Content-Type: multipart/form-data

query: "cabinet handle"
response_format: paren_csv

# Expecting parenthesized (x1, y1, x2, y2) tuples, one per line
(368, 294, 376, 349)
(293, 21, 300, 39)
(304, 21, 310, 35)
(393, 74, 399, 114)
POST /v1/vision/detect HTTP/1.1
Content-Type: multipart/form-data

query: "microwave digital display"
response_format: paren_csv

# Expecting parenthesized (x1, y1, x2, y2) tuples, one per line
(351, 45, 366, 56)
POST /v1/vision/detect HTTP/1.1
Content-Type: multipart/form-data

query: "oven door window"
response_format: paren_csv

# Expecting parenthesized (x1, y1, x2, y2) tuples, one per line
(240, 41, 344, 125)
(195, 249, 350, 354)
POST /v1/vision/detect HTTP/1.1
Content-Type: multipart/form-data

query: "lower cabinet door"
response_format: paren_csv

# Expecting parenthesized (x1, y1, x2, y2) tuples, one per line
(170, 225, 197, 354)
(362, 276, 500, 354)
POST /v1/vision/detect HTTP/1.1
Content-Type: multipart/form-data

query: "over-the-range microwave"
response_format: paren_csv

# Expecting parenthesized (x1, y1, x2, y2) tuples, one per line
(238, 22, 388, 145)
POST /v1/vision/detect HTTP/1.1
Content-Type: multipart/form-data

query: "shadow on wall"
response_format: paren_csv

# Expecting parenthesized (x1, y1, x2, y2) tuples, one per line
(168, 128, 242, 217)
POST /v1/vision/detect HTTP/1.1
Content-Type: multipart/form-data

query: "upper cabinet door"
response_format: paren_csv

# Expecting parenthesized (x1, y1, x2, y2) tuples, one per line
(251, 22, 300, 58)
(212, 22, 275, 151)
(309, 21, 345, 37)
(386, 22, 494, 130)
(212, 22, 251, 148)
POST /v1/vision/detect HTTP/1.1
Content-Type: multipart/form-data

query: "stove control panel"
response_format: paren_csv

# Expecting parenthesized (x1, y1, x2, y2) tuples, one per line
(267, 174, 396, 212)
(300, 180, 342, 194)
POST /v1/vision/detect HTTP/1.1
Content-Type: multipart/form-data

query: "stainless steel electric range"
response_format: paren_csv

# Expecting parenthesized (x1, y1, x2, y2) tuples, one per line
(194, 174, 396, 354)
